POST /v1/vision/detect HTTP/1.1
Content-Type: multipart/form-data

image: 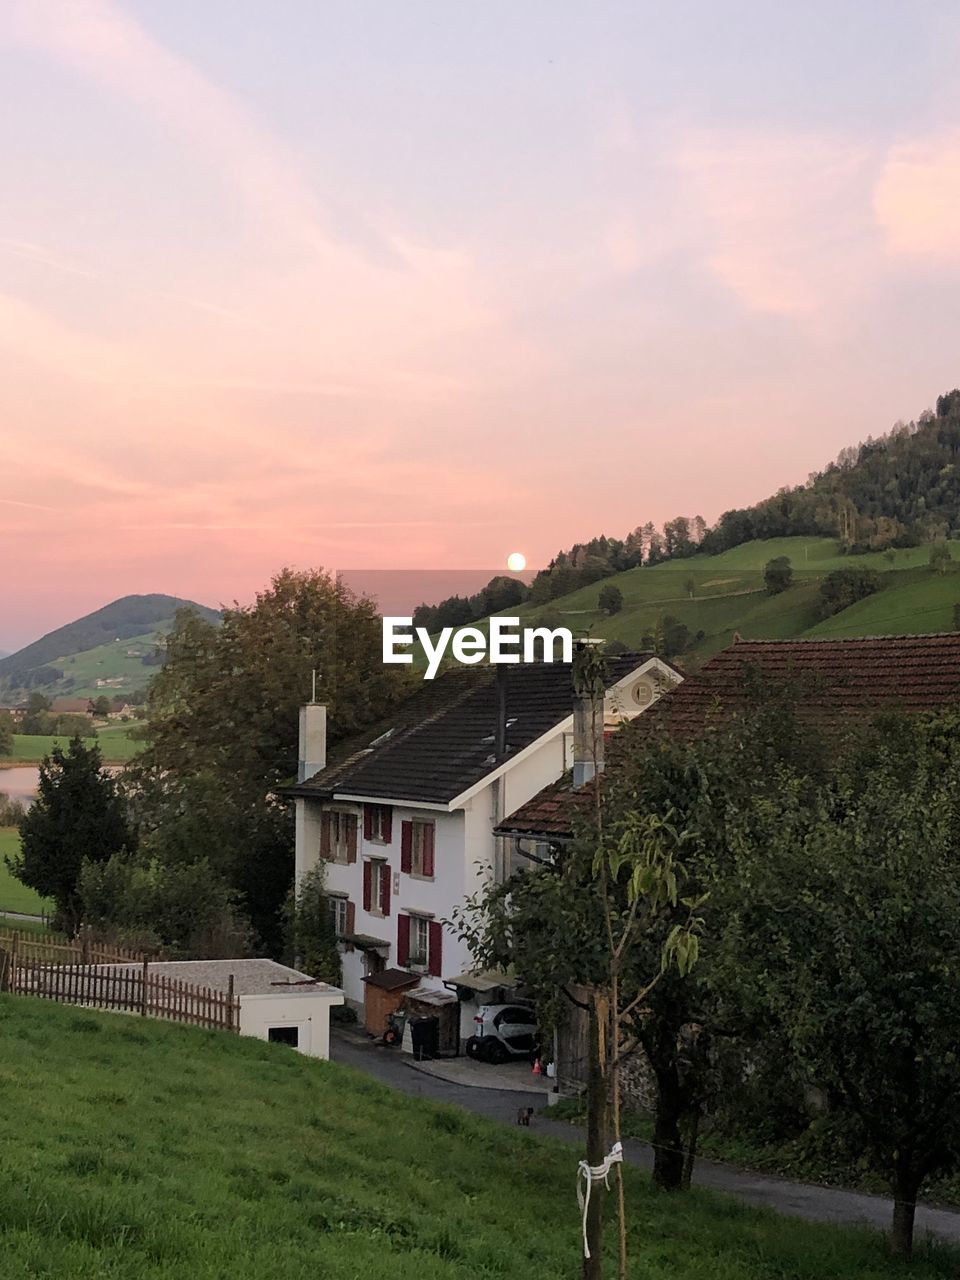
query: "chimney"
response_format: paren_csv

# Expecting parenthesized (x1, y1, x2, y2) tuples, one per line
(298, 701, 327, 783)
(495, 665, 508, 761)
(572, 643, 605, 788)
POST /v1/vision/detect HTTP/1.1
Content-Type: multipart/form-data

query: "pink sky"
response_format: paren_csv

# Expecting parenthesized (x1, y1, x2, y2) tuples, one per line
(3, 1, 960, 649)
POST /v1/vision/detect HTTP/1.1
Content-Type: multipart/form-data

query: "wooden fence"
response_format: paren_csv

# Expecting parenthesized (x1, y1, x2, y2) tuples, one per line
(0, 937, 240, 1034)
(0, 927, 147, 968)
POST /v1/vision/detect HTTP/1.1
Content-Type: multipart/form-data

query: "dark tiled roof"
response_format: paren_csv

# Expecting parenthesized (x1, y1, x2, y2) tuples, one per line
(497, 633, 960, 840)
(285, 655, 655, 806)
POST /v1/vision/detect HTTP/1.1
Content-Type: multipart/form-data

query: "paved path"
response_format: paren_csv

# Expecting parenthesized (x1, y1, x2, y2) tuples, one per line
(331, 1032, 960, 1246)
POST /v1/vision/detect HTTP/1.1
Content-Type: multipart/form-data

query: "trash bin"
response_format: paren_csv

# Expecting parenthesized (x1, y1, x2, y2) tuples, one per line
(409, 1015, 440, 1061)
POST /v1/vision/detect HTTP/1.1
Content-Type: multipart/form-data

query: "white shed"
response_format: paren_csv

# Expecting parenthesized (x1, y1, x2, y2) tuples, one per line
(137, 958, 344, 1059)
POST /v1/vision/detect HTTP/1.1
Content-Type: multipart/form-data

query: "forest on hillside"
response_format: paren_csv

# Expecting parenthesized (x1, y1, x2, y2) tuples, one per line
(702, 389, 960, 556)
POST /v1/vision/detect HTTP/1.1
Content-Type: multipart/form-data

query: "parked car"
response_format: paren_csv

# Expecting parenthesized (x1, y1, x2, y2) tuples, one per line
(465, 1003, 538, 1064)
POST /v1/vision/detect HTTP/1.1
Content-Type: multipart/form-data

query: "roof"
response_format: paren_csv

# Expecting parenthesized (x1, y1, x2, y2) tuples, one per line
(284, 655, 661, 807)
(105, 958, 342, 998)
(497, 633, 960, 840)
(49, 697, 93, 714)
(363, 967, 420, 992)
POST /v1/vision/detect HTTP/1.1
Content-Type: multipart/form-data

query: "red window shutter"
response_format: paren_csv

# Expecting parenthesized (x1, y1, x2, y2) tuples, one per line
(397, 914, 410, 967)
(400, 821, 413, 873)
(363, 806, 373, 841)
(362, 860, 372, 912)
(428, 921, 443, 977)
(380, 863, 391, 917)
(347, 815, 358, 864)
(383, 807, 393, 844)
(422, 823, 435, 878)
(346, 900, 356, 935)
(320, 811, 331, 861)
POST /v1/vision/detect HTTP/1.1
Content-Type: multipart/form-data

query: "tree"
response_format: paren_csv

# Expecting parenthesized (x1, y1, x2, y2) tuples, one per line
(285, 863, 342, 985)
(930, 541, 952, 575)
(818, 567, 881, 618)
(93, 695, 112, 717)
(454, 646, 704, 1279)
(723, 711, 960, 1257)
(0, 710, 14, 758)
(598, 584, 623, 616)
(79, 851, 249, 958)
(684, 577, 696, 599)
(11, 738, 133, 932)
(137, 568, 411, 952)
(763, 556, 793, 595)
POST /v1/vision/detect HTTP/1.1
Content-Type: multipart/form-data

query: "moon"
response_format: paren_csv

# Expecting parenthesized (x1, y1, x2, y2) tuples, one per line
(507, 551, 527, 573)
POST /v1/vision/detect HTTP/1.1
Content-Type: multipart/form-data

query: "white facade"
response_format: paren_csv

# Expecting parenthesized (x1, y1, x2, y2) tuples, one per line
(294, 658, 679, 1042)
(238, 989, 340, 1058)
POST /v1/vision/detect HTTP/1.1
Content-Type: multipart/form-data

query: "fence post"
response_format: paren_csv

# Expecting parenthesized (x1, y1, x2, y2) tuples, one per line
(227, 974, 235, 1032)
(10, 932, 18, 993)
(80, 927, 90, 966)
(140, 958, 148, 1016)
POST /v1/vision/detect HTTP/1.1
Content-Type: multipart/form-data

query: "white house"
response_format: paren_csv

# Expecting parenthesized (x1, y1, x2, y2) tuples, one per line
(286, 653, 681, 1047)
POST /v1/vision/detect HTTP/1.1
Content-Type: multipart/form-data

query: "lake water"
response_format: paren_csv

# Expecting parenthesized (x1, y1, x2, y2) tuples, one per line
(0, 767, 39, 808)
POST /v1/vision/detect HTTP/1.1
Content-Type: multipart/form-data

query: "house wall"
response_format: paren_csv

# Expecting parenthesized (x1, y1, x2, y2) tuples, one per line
(292, 661, 679, 1044)
(238, 991, 342, 1059)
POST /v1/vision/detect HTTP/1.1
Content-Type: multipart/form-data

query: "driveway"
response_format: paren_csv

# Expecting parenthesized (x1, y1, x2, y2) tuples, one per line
(330, 1030, 960, 1247)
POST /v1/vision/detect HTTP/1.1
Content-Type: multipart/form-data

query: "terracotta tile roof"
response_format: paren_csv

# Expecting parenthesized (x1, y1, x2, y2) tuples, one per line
(496, 633, 960, 841)
(283, 654, 655, 807)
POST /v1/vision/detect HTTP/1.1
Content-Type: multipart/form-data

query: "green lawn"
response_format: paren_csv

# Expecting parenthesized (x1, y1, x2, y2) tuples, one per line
(0, 997, 955, 1280)
(0, 829, 51, 915)
(3, 723, 143, 765)
(459, 537, 960, 667)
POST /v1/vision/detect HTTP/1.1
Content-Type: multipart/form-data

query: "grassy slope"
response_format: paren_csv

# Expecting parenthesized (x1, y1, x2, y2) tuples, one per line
(0, 997, 954, 1280)
(503, 538, 960, 664)
(0, 828, 50, 915)
(50, 630, 162, 698)
(2, 723, 142, 765)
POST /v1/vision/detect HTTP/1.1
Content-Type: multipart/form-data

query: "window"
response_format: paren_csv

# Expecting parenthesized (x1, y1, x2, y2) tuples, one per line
(409, 915, 429, 967)
(328, 895, 350, 937)
(398, 913, 442, 976)
(401, 819, 435, 878)
(364, 804, 392, 844)
(322, 810, 357, 865)
(363, 858, 391, 917)
(268, 1026, 299, 1047)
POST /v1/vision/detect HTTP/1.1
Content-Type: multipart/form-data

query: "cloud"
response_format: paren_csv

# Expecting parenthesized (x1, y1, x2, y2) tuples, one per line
(875, 134, 960, 260)
(673, 130, 878, 317)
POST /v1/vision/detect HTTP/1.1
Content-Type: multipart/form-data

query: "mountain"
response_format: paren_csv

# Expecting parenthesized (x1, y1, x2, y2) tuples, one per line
(0, 594, 221, 699)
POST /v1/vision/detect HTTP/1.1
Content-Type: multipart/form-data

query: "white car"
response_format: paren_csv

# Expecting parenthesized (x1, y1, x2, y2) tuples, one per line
(465, 1003, 538, 1064)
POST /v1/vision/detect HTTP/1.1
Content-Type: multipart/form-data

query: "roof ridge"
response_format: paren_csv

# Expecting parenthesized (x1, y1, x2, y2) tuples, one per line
(727, 633, 960, 644)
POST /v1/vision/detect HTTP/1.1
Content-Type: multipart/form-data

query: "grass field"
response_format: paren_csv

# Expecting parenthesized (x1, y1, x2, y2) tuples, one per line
(0, 997, 955, 1280)
(482, 537, 960, 666)
(2, 723, 143, 765)
(48, 629, 164, 698)
(0, 829, 50, 915)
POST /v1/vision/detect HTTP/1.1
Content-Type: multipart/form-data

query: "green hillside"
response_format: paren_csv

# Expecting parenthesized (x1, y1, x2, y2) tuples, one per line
(0, 595, 221, 700)
(0, 997, 952, 1279)
(499, 537, 960, 665)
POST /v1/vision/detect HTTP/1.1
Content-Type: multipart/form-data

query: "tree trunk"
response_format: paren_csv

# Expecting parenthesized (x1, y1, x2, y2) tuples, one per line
(583, 1000, 608, 1280)
(651, 1062, 684, 1190)
(890, 1169, 920, 1259)
(681, 1103, 700, 1191)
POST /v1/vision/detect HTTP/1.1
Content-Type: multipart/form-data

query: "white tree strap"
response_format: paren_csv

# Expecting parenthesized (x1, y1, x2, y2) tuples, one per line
(576, 1141, 624, 1258)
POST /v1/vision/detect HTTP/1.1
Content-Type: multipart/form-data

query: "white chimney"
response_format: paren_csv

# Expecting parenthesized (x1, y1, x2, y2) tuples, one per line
(572, 683, 604, 788)
(298, 703, 327, 783)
